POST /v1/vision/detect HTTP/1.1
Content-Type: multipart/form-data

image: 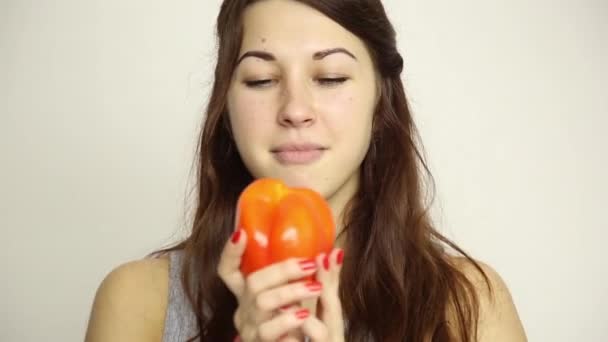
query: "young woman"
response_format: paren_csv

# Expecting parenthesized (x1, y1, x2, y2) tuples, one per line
(85, 0, 527, 341)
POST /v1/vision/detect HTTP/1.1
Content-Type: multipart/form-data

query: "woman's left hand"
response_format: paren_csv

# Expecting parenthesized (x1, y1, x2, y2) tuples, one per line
(301, 248, 346, 342)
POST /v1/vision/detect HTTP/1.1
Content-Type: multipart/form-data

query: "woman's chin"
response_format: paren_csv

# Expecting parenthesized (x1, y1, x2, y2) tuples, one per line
(265, 170, 321, 192)
(280, 174, 315, 189)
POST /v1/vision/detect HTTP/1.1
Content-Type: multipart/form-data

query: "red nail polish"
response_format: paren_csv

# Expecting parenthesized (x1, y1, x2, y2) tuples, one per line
(323, 254, 330, 270)
(231, 229, 241, 243)
(295, 308, 310, 319)
(299, 259, 317, 271)
(337, 249, 344, 265)
(305, 281, 322, 292)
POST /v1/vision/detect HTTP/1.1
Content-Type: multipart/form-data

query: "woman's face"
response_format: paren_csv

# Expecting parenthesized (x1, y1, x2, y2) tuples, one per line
(226, 0, 379, 215)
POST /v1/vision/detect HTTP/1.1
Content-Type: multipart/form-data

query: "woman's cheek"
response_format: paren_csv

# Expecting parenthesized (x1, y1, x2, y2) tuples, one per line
(322, 93, 364, 128)
(232, 95, 274, 130)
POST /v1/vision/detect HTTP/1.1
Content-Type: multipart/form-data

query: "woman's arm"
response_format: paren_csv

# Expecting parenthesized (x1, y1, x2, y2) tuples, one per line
(84, 257, 169, 342)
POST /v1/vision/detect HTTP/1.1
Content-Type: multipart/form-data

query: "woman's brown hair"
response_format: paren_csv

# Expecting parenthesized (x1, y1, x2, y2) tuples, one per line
(155, 0, 492, 340)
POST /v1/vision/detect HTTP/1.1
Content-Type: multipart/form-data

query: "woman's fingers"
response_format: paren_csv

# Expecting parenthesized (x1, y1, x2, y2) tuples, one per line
(316, 249, 343, 291)
(256, 280, 323, 312)
(315, 249, 344, 317)
(238, 307, 309, 341)
(309, 248, 346, 342)
(255, 308, 312, 341)
(219, 227, 340, 341)
(300, 315, 330, 342)
(246, 257, 318, 296)
(217, 229, 247, 299)
(229, 253, 324, 340)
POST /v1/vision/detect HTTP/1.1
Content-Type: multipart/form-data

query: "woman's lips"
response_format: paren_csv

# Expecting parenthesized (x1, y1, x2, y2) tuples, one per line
(272, 149, 325, 165)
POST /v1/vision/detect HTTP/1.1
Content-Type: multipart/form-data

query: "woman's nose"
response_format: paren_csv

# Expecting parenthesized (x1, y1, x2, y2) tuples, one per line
(276, 80, 316, 128)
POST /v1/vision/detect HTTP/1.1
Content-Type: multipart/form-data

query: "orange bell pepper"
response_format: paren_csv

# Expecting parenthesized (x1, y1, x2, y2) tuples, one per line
(235, 178, 335, 278)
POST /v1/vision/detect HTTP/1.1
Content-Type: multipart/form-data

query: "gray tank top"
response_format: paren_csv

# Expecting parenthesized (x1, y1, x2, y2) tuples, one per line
(162, 250, 199, 342)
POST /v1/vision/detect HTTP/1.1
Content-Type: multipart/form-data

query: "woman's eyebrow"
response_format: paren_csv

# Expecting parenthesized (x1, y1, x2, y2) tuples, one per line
(236, 47, 357, 65)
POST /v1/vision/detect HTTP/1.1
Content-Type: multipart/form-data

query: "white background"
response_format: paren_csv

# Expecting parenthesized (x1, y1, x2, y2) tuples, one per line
(2, 0, 606, 341)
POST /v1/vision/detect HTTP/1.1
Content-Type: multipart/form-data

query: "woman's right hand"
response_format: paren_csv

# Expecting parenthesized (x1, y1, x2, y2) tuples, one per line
(217, 228, 323, 341)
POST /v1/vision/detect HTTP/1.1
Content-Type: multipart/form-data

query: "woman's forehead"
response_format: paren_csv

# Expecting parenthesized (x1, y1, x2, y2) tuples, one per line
(239, 4, 370, 67)
(240, 0, 362, 50)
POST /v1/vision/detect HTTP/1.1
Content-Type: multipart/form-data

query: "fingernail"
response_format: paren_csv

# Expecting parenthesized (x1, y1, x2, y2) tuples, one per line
(323, 254, 330, 270)
(279, 304, 293, 311)
(295, 308, 310, 319)
(231, 229, 241, 244)
(305, 281, 322, 292)
(337, 249, 344, 265)
(299, 259, 317, 271)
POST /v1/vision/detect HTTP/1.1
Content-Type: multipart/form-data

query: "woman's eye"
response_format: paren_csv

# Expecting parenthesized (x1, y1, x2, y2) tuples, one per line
(318, 77, 349, 86)
(245, 79, 273, 88)
(244, 77, 349, 88)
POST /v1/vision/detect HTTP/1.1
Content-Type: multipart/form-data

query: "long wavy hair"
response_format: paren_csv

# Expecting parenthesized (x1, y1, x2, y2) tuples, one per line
(155, 0, 492, 341)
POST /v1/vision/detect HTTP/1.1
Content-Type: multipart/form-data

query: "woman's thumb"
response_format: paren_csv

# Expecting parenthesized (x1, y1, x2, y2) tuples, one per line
(217, 228, 247, 298)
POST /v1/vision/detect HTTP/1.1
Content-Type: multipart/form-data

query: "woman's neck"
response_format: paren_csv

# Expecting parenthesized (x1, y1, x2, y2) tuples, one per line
(327, 173, 359, 250)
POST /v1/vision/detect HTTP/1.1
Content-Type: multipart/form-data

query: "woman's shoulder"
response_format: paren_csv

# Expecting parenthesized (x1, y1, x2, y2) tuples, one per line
(449, 256, 500, 293)
(447, 256, 527, 342)
(85, 254, 170, 342)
